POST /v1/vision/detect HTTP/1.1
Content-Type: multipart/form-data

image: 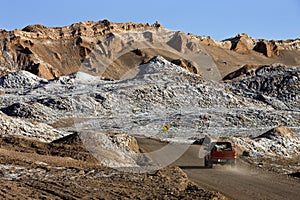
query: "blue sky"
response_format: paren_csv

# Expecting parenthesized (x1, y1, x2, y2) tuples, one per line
(1, 0, 299, 40)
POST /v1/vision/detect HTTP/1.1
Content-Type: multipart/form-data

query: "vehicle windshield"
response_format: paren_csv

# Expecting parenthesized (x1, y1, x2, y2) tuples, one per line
(212, 142, 232, 151)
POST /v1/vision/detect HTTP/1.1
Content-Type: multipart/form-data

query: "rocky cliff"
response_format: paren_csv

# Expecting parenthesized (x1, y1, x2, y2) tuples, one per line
(0, 20, 162, 79)
(0, 20, 299, 80)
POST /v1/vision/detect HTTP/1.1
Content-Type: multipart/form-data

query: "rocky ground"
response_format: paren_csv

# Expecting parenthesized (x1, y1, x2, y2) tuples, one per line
(0, 134, 226, 200)
(0, 56, 298, 139)
(0, 55, 298, 199)
(0, 20, 299, 199)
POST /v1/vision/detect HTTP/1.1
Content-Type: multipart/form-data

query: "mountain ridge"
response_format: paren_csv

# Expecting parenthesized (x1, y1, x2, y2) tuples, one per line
(0, 19, 299, 80)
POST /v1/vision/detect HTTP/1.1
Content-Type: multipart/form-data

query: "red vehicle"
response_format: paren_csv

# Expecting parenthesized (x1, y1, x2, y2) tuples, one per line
(204, 141, 236, 168)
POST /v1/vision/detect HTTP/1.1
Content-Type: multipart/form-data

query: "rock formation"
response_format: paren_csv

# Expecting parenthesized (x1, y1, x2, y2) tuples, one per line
(0, 20, 299, 80)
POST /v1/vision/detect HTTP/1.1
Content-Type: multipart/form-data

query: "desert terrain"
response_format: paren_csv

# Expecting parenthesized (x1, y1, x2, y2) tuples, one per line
(0, 20, 299, 199)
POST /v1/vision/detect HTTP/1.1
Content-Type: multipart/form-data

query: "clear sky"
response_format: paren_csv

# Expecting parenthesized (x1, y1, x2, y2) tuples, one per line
(0, 0, 299, 40)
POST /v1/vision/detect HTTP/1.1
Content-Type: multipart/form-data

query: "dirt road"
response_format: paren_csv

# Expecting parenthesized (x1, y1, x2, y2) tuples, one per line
(136, 137, 300, 200)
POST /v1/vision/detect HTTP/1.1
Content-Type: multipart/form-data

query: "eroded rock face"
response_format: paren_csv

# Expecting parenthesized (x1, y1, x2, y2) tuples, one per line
(167, 31, 187, 53)
(220, 33, 281, 57)
(253, 40, 280, 57)
(27, 63, 60, 80)
(198, 33, 300, 60)
(0, 20, 164, 79)
(1, 20, 299, 80)
(230, 34, 253, 54)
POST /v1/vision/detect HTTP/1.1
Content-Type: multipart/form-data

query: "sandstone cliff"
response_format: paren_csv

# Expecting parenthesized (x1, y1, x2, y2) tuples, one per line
(0, 20, 299, 80)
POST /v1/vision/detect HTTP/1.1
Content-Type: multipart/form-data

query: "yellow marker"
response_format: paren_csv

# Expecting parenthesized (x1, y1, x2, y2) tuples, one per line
(163, 124, 170, 131)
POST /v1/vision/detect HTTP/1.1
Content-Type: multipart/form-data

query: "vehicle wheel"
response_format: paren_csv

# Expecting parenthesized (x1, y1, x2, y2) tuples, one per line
(204, 159, 208, 168)
(230, 160, 236, 168)
(205, 159, 213, 168)
(208, 161, 213, 168)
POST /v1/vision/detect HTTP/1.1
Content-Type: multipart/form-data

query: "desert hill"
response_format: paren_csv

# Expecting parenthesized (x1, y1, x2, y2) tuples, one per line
(0, 20, 299, 80)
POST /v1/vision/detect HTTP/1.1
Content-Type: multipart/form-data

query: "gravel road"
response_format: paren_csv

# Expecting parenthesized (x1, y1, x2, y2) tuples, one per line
(137, 137, 300, 200)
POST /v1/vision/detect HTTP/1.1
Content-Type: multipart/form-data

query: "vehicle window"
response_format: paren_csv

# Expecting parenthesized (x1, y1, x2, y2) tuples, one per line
(213, 143, 232, 151)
